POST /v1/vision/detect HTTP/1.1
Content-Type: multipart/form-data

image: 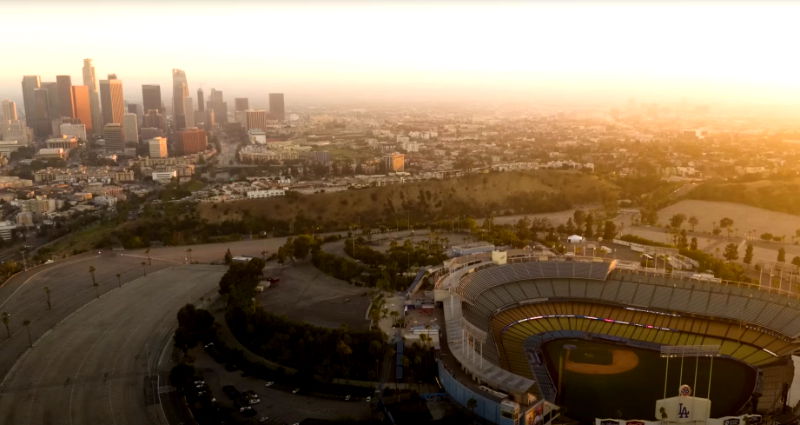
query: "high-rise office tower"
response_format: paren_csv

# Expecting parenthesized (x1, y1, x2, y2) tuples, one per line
(31, 88, 52, 137)
(42, 82, 60, 121)
(235, 97, 249, 111)
(245, 110, 268, 131)
(21, 75, 41, 127)
(99, 74, 124, 124)
(122, 113, 138, 144)
(268, 93, 285, 121)
(143, 109, 166, 130)
(182, 97, 195, 128)
(102, 123, 123, 151)
(177, 128, 207, 155)
(55, 75, 74, 119)
(127, 103, 143, 126)
(207, 89, 227, 125)
(82, 59, 103, 135)
(172, 69, 189, 129)
(197, 88, 204, 112)
(70, 85, 92, 132)
(1, 100, 18, 123)
(142, 84, 163, 112)
(148, 137, 168, 158)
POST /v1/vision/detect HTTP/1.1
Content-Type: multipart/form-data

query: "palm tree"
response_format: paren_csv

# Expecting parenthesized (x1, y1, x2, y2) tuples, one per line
(141, 261, 147, 276)
(115, 273, 121, 288)
(89, 266, 98, 298)
(1, 312, 10, 338)
(44, 286, 51, 310)
(145, 248, 151, 266)
(22, 319, 32, 347)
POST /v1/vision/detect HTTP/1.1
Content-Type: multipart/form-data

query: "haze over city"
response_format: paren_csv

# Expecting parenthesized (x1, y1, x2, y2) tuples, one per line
(4, 2, 800, 425)
(2, 1, 800, 113)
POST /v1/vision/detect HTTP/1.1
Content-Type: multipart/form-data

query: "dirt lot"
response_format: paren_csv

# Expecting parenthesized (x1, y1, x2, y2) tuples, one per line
(257, 262, 372, 330)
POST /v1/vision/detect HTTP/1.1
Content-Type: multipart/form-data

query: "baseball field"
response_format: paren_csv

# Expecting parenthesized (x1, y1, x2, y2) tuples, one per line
(541, 338, 756, 424)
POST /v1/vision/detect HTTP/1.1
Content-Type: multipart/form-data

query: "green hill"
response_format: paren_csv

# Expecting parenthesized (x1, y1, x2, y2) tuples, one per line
(198, 170, 618, 229)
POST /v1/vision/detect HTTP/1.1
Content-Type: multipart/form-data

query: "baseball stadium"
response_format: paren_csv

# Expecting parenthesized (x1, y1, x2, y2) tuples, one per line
(429, 249, 800, 425)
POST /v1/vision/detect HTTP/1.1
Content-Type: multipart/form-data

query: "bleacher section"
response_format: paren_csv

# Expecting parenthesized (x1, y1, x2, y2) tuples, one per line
(457, 260, 614, 304)
(490, 301, 791, 380)
(454, 264, 800, 340)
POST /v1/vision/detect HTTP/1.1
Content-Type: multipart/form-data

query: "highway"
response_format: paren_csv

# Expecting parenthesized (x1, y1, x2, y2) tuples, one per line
(0, 264, 225, 425)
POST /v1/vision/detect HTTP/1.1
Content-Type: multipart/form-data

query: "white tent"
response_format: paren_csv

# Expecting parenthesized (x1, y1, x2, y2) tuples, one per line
(567, 235, 584, 244)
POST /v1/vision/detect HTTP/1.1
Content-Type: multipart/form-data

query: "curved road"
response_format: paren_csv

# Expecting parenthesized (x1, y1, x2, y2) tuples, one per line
(0, 264, 225, 425)
(0, 237, 296, 425)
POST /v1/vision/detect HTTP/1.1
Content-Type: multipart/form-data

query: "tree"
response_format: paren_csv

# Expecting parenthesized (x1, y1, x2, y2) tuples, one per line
(1, 312, 10, 338)
(743, 244, 753, 265)
(723, 243, 739, 261)
(44, 286, 51, 310)
(224, 248, 233, 265)
(719, 217, 734, 229)
(670, 214, 687, 229)
(677, 229, 689, 250)
(602, 221, 617, 240)
(292, 235, 314, 260)
(22, 319, 31, 347)
(690, 237, 698, 251)
(792, 256, 800, 267)
(688, 216, 699, 232)
(584, 214, 594, 238)
(89, 266, 98, 298)
(778, 247, 786, 263)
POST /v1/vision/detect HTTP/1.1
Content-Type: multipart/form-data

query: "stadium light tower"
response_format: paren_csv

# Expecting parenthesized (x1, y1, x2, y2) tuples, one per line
(660, 345, 720, 399)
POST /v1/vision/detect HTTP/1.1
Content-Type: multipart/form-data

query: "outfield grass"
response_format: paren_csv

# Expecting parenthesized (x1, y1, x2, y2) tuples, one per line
(541, 338, 756, 424)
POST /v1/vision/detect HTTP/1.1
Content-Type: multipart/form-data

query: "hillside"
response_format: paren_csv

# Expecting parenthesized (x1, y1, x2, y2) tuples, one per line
(197, 170, 619, 229)
(688, 178, 800, 216)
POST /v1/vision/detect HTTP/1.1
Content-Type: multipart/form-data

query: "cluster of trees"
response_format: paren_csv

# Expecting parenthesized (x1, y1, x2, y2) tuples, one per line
(345, 237, 447, 269)
(679, 247, 749, 282)
(227, 307, 385, 381)
(173, 304, 216, 355)
(219, 258, 386, 381)
(467, 212, 619, 251)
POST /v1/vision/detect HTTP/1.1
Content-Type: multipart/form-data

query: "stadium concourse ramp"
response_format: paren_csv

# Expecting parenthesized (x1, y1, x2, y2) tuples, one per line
(435, 252, 800, 423)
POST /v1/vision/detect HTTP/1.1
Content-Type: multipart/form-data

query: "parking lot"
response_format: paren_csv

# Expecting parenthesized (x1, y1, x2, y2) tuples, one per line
(192, 346, 373, 424)
(257, 262, 372, 330)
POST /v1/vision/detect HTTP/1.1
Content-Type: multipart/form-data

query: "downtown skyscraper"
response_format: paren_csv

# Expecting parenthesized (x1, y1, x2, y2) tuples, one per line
(99, 74, 124, 125)
(82, 59, 103, 135)
(269, 93, 285, 121)
(172, 69, 190, 129)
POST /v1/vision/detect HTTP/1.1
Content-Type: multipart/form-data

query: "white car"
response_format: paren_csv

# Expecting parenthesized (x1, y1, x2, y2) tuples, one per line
(264, 381, 274, 387)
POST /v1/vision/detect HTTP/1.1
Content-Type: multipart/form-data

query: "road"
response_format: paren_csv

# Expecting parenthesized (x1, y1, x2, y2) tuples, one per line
(0, 264, 225, 425)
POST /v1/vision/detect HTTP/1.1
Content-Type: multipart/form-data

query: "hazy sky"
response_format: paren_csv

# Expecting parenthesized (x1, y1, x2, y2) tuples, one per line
(2, 1, 799, 108)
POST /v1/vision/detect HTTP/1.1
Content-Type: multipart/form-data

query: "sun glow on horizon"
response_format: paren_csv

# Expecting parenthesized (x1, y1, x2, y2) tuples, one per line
(1, 1, 799, 108)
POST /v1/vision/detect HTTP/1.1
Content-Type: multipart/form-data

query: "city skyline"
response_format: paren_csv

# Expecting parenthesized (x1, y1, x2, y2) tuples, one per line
(0, 1, 799, 112)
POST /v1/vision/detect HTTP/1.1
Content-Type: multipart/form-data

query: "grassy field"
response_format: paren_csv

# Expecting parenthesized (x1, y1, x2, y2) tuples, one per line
(197, 170, 618, 228)
(658, 200, 800, 240)
(688, 178, 800, 216)
(541, 338, 755, 424)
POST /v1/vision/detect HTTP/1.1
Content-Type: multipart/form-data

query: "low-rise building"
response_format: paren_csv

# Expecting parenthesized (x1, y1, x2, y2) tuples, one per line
(246, 189, 286, 199)
(152, 170, 177, 184)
